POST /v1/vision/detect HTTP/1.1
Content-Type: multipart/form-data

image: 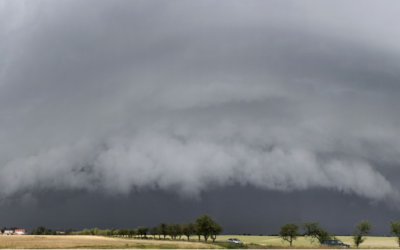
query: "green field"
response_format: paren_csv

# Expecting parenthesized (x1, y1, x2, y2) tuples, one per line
(217, 235, 400, 248)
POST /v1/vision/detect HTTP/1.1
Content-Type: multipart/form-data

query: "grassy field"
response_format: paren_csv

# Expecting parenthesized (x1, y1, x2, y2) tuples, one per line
(217, 235, 400, 248)
(0, 235, 221, 249)
(0, 235, 398, 249)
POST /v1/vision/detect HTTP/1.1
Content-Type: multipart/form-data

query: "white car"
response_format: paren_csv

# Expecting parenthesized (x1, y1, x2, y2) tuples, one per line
(227, 238, 243, 244)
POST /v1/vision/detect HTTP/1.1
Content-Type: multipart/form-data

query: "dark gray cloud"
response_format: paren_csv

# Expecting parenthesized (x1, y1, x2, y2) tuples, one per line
(2, 187, 399, 235)
(1, 0, 400, 230)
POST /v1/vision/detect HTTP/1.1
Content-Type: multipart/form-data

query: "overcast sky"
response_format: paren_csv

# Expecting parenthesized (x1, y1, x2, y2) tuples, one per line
(1, 0, 400, 235)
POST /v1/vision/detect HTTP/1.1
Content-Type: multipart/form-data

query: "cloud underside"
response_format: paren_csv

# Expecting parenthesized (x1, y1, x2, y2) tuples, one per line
(2, 129, 398, 203)
(1, 1, 400, 206)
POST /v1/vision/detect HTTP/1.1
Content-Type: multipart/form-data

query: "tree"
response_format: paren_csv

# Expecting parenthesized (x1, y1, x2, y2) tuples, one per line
(195, 214, 222, 242)
(31, 226, 54, 235)
(279, 223, 299, 246)
(176, 224, 183, 240)
(32, 226, 45, 235)
(149, 226, 159, 239)
(210, 221, 223, 242)
(137, 227, 148, 238)
(390, 221, 400, 247)
(167, 223, 181, 240)
(159, 223, 168, 240)
(302, 221, 331, 244)
(352, 220, 372, 248)
(195, 214, 214, 242)
(118, 228, 129, 237)
(128, 229, 137, 238)
(99, 229, 111, 236)
(182, 222, 195, 241)
(194, 225, 202, 242)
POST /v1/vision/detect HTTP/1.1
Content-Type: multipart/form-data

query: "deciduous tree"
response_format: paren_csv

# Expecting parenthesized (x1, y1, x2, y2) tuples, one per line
(149, 226, 159, 239)
(279, 223, 299, 246)
(194, 225, 202, 242)
(195, 214, 222, 242)
(159, 223, 168, 240)
(129, 229, 137, 238)
(210, 221, 223, 242)
(182, 222, 195, 241)
(167, 223, 181, 240)
(352, 220, 372, 248)
(118, 228, 129, 237)
(136, 227, 148, 238)
(302, 221, 331, 243)
(390, 221, 400, 247)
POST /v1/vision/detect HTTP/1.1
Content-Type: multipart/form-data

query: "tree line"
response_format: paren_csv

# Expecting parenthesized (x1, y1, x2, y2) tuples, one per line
(30, 226, 73, 235)
(279, 220, 400, 247)
(72, 214, 223, 242)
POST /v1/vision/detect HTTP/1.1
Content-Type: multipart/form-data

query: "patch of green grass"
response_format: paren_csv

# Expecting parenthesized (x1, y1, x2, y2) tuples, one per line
(212, 242, 248, 249)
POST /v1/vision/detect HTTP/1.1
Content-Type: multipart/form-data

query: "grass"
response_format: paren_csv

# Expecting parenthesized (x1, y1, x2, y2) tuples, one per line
(0, 235, 398, 249)
(212, 242, 249, 249)
(0, 235, 221, 249)
(217, 235, 400, 248)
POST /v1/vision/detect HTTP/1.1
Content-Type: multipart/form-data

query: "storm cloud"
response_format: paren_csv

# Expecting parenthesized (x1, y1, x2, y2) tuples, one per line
(1, 0, 400, 210)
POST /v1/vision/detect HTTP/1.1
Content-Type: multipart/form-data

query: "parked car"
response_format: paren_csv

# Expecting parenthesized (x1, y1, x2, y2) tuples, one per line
(321, 239, 350, 248)
(227, 238, 243, 244)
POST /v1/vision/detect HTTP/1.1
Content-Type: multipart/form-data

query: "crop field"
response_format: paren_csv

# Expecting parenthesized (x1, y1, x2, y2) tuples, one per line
(0, 235, 220, 249)
(0, 235, 399, 249)
(218, 235, 400, 248)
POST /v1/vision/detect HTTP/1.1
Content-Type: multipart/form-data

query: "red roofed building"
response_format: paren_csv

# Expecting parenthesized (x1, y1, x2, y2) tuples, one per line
(14, 229, 26, 235)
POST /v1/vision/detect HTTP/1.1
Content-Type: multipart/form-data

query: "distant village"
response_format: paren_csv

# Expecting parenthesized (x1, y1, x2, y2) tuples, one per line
(0, 228, 67, 235)
(0, 229, 26, 235)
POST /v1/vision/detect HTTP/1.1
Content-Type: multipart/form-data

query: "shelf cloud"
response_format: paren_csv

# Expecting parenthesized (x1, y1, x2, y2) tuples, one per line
(1, 0, 400, 208)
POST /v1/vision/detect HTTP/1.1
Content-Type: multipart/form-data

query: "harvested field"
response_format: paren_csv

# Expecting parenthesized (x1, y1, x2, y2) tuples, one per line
(0, 235, 221, 249)
(217, 235, 400, 248)
(1, 235, 399, 249)
(337, 236, 399, 248)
